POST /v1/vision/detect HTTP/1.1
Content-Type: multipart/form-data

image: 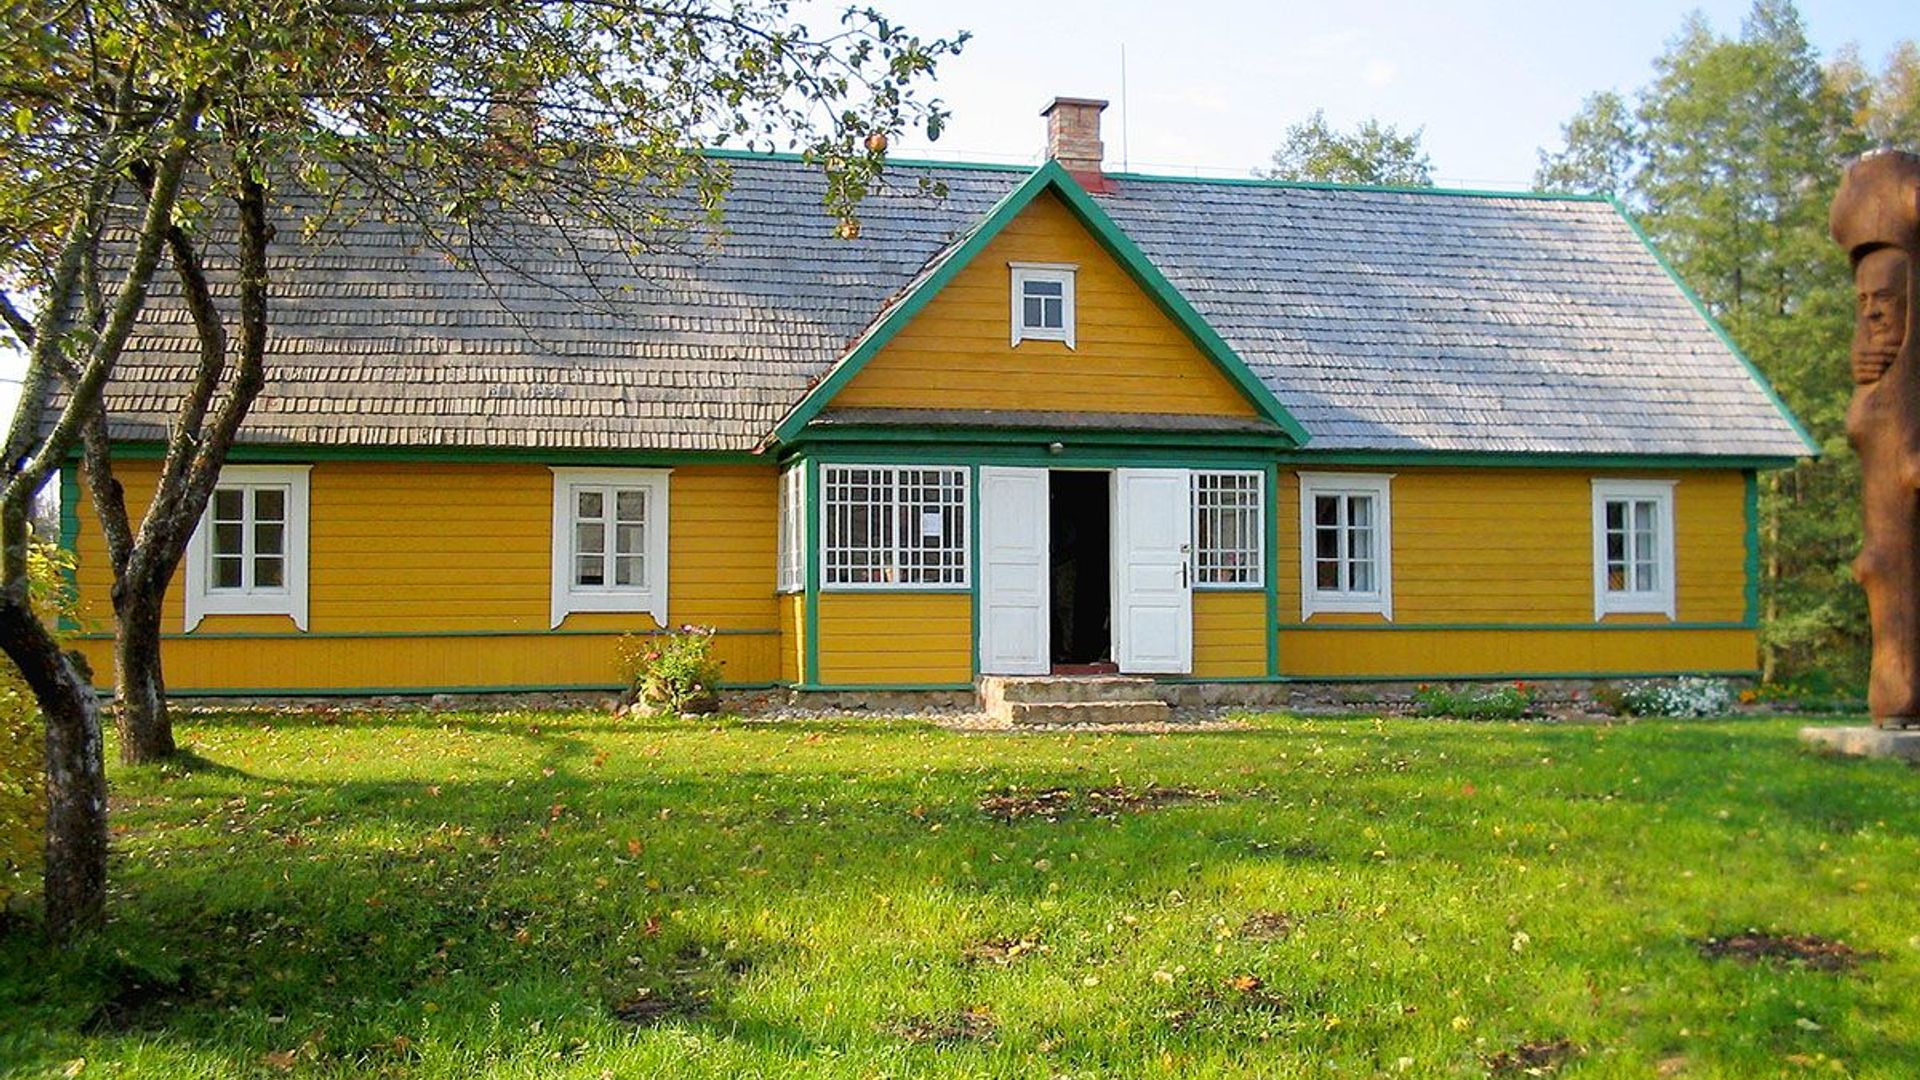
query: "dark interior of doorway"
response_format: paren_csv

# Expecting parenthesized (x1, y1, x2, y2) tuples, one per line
(1049, 471, 1111, 667)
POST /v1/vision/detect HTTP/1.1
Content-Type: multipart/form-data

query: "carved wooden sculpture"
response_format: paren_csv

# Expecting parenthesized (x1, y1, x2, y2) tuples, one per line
(1833, 149, 1920, 728)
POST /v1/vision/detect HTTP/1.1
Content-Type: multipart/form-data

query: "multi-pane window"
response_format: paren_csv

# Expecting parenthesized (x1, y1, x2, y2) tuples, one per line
(208, 485, 288, 592)
(777, 466, 804, 593)
(1009, 264, 1076, 348)
(822, 465, 968, 587)
(1298, 473, 1393, 619)
(550, 468, 669, 627)
(1193, 471, 1264, 587)
(184, 465, 311, 631)
(1591, 479, 1676, 618)
(570, 486, 648, 590)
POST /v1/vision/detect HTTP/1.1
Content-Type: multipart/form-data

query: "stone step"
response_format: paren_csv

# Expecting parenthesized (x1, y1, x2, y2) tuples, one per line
(980, 675, 1166, 707)
(1006, 700, 1174, 727)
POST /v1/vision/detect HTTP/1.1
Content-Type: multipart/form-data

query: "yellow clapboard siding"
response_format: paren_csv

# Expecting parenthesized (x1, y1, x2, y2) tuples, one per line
(1192, 590, 1267, 678)
(816, 592, 971, 684)
(68, 459, 784, 690)
(124, 631, 778, 692)
(832, 191, 1260, 418)
(1276, 469, 1749, 627)
(778, 592, 804, 685)
(1277, 627, 1756, 678)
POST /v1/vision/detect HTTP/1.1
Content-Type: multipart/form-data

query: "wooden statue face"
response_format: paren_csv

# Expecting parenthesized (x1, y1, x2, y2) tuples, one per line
(1855, 246, 1910, 384)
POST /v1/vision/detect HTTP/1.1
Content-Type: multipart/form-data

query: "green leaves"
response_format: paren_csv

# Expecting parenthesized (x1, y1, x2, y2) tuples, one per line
(1259, 110, 1434, 188)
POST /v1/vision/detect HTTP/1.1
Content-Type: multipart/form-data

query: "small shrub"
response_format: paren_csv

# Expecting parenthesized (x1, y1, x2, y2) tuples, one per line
(618, 626, 724, 716)
(1612, 676, 1734, 719)
(1412, 681, 1536, 721)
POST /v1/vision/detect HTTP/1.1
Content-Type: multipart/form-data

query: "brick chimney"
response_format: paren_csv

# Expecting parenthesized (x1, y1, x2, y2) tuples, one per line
(1042, 97, 1109, 189)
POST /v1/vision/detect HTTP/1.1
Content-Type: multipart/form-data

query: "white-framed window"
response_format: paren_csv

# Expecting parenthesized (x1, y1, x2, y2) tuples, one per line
(1298, 472, 1393, 620)
(550, 468, 669, 628)
(821, 465, 968, 588)
(1193, 470, 1265, 588)
(777, 465, 805, 593)
(1009, 262, 1077, 349)
(1591, 479, 1677, 619)
(184, 465, 311, 631)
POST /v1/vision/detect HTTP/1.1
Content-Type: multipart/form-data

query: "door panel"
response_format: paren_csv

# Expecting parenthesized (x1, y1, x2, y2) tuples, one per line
(1113, 468, 1193, 674)
(979, 467, 1050, 675)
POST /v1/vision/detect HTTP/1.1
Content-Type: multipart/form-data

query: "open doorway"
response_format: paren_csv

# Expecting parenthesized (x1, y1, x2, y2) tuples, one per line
(1049, 470, 1112, 668)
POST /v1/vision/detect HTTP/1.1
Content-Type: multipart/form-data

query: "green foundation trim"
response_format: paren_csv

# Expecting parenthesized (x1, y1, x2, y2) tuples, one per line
(70, 627, 780, 642)
(1274, 621, 1755, 633)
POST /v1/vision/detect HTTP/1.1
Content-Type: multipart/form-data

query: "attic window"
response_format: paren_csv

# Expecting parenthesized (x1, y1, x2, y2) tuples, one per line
(1010, 263, 1076, 348)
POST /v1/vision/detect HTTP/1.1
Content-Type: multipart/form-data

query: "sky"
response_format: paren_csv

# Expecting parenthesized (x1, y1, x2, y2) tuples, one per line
(3, 0, 1913, 422)
(832, 0, 1913, 186)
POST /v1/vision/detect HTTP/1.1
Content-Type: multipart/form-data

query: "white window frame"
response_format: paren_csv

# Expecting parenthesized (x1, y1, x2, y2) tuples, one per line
(1009, 262, 1077, 349)
(777, 465, 805, 594)
(550, 467, 670, 629)
(819, 464, 970, 590)
(1298, 472, 1393, 621)
(184, 465, 311, 632)
(1591, 479, 1677, 619)
(1192, 470, 1266, 590)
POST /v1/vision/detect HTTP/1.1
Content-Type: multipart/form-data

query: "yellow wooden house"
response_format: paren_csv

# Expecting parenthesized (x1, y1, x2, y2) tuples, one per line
(62, 98, 1814, 698)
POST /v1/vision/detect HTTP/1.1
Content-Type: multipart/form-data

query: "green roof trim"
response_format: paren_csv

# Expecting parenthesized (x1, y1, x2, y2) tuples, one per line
(1605, 195, 1820, 459)
(770, 161, 1312, 448)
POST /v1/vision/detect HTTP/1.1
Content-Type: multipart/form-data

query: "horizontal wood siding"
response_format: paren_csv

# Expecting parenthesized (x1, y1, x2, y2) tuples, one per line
(833, 193, 1259, 418)
(68, 460, 783, 691)
(816, 592, 972, 685)
(778, 592, 804, 685)
(1274, 467, 1755, 676)
(1277, 627, 1757, 679)
(1192, 591, 1267, 678)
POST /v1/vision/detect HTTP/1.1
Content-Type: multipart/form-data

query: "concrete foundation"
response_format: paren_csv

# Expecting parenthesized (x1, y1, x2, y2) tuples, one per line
(1799, 725, 1920, 763)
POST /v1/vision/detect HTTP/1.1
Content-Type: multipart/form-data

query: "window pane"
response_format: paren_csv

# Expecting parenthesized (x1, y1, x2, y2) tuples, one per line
(576, 520, 604, 555)
(1350, 559, 1375, 593)
(1348, 495, 1372, 529)
(1024, 279, 1063, 298)
(1041, 297, 1063, 329)
(1314, 525, 1340, 562)
(614, 554, 645, 588)
(575, 554, 604, 586)
(1316, 559, 1341, 590)
(614, 523, 644, 557)
(1023, 295, 1045, 328)
(253, 488, 285, 523)
(577, 490, 603, 519)
(213, 555, 243, 590)
(1634, 561, 1656, 592)
(1315, 495, 1339, 528)
(1605, 500, 1625, 532)
(254, 556, 284, 589)
(1347, 526, 1373, 565)
(615, 489, 646, 523)
(213, 522, 244, 557)
(213, 488, 245, 523)
(254, 521, 284, 558)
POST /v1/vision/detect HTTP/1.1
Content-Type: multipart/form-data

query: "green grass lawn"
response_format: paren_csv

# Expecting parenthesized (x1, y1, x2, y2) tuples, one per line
(2, 710, 1916, 1078)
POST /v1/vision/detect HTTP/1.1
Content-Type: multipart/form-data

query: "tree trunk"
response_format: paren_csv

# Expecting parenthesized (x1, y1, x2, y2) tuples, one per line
(113, 587, 173, 764)
(0, 604, 107, 939)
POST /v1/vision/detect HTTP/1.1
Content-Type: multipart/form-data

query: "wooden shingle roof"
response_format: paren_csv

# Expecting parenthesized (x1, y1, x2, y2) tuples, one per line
(93, 155, 1812, 460)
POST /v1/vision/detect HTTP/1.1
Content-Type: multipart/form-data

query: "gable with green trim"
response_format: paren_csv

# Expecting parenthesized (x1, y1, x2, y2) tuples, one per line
(773, 163, 1310, 445)
(834, 189, 1262, 418)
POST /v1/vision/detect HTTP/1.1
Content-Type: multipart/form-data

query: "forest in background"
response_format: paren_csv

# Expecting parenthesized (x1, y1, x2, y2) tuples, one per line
(1535, 0, 1920, 689)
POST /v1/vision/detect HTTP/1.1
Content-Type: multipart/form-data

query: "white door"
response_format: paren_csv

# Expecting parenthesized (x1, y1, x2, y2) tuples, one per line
(1113, 468, 1193, 674)
(979, 467, 1050, 675)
